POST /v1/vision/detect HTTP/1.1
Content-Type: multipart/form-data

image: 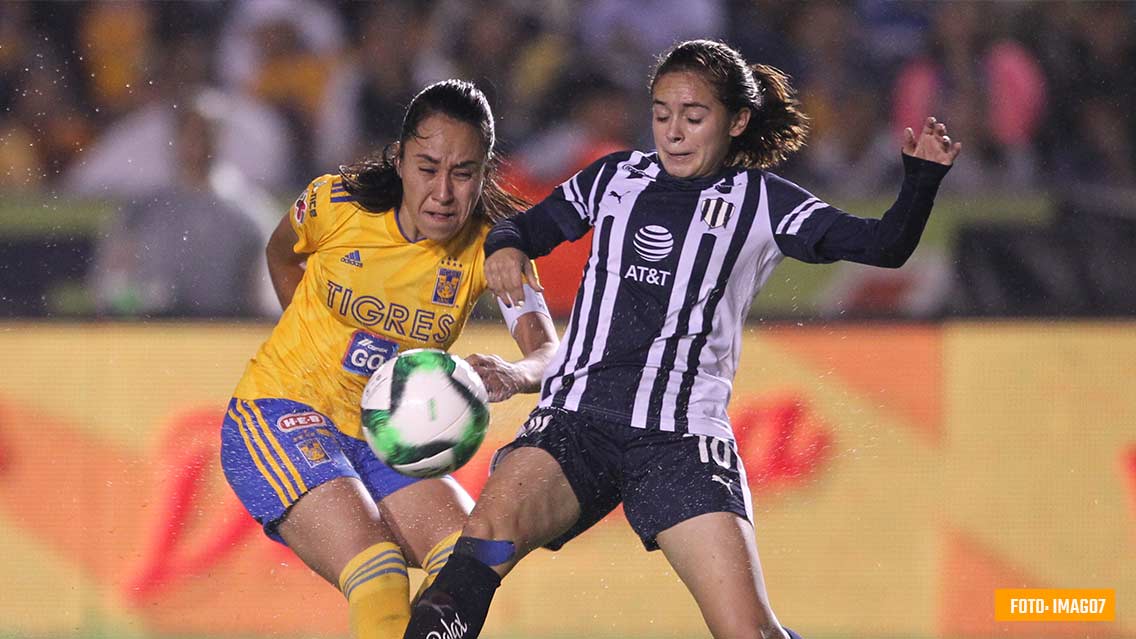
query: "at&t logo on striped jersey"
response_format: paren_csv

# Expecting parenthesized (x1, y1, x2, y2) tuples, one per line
(626, 225, 674, 286)
(633, 225, 674, 262)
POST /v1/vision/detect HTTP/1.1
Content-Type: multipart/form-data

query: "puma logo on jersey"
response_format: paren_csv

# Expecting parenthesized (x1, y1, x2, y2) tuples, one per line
(608, 189, 629, 203)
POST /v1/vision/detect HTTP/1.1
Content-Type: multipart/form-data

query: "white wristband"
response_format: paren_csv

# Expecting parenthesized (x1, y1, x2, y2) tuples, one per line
(497, 284, 551, 333)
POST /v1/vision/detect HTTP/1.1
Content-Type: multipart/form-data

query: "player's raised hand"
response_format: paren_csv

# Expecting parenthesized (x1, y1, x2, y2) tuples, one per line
(903, 116, 962, 166)
(465, 352, 523, 402)
(484, 247, 543, 308)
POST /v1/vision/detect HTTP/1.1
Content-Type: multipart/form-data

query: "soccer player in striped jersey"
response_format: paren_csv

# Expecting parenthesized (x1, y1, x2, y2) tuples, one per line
(404, 41, 961, 639)
(219, 80, 558, 639)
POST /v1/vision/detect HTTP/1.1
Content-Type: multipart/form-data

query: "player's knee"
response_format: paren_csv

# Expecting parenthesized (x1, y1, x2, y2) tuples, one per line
(464, 495, 520, 537)
(462, 510, 517, 547)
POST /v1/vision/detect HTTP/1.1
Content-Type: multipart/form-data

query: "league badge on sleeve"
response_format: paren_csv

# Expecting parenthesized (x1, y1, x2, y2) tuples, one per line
(293, 189, 309, 225)
(432, 258, 464, 307)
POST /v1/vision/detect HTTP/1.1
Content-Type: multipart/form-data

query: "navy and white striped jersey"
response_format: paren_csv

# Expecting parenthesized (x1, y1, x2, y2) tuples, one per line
(488, 150, 949, 439)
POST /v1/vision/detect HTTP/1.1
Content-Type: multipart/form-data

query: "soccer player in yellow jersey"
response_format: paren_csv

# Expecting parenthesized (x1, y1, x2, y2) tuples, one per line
(220, 80, 558, 639)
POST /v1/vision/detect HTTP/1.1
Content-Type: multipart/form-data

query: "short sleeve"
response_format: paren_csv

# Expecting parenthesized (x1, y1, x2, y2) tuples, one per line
(289, 174, 339, 254)
(498, 151, 633, 257)
(527, 154, 620, 239)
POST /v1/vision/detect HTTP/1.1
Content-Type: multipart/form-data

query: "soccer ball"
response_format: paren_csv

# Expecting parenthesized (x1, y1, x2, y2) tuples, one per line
(361, 348, 490, 478)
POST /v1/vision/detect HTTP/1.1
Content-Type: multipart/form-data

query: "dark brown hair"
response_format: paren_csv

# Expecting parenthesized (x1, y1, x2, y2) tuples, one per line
(650, 40, 810, 169)
(339, 79, 527, 224)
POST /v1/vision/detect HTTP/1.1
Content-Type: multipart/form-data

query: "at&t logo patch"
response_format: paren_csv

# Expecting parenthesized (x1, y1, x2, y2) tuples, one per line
(626, 225, 673, 286)
(633, 225, 673, 262)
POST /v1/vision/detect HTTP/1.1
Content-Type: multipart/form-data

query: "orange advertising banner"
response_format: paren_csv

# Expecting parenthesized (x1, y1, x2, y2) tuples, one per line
(0, 322, 1132, 638)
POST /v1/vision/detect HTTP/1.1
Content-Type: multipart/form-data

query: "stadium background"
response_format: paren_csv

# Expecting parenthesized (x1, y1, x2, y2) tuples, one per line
(1, 1, 1133, 638)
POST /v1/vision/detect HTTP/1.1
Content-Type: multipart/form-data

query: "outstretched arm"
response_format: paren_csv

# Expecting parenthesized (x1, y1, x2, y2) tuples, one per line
(809, 116, 961, 268)
(266, 212, 308, 309)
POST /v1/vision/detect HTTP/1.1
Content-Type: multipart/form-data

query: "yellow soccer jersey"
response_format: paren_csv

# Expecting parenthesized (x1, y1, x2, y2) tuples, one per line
(235, 174, 490, 440)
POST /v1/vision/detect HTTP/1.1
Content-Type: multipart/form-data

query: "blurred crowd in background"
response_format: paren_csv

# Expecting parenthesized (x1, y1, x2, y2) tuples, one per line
(1, 0, 1134, 319)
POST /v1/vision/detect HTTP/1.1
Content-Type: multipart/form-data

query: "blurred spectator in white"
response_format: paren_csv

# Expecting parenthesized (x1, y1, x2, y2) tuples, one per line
(216, 0, 349, 178)
(216, 0, 343, 90)
(892, 3, 1046, 191)
(89, 95, 278, 318)
(63, 35, 292, 196)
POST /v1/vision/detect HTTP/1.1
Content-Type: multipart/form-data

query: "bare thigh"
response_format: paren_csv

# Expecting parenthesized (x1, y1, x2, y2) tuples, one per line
(656, 512, 786, 639)
(378, 476, 473, 567)
(277, 476, 396, 586)
(462, 447, 581, 577)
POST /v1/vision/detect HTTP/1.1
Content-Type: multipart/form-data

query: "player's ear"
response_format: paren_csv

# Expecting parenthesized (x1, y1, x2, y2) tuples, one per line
(729, 107, 751, 138)
(392, 141, 403, 178)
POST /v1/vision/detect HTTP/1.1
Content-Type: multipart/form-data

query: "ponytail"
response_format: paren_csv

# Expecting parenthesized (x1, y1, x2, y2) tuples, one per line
(729, 63, 809, 169)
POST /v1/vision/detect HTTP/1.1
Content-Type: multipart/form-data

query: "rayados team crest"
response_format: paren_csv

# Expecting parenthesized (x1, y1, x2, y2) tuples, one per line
(432, 258, 464, 307)
(699, 197, 734, 229)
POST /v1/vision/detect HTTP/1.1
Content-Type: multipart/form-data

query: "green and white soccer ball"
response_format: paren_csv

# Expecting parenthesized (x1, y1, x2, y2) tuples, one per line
(361, 348, 490, 478)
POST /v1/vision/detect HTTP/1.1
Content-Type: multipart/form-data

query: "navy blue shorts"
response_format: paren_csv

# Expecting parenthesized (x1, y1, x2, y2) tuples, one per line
(219, 397, 421, 543)
(492, 407, 753, 551)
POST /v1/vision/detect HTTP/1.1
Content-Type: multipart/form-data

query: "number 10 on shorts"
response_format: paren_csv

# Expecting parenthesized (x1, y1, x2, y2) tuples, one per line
(691, 434, 735, 469)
